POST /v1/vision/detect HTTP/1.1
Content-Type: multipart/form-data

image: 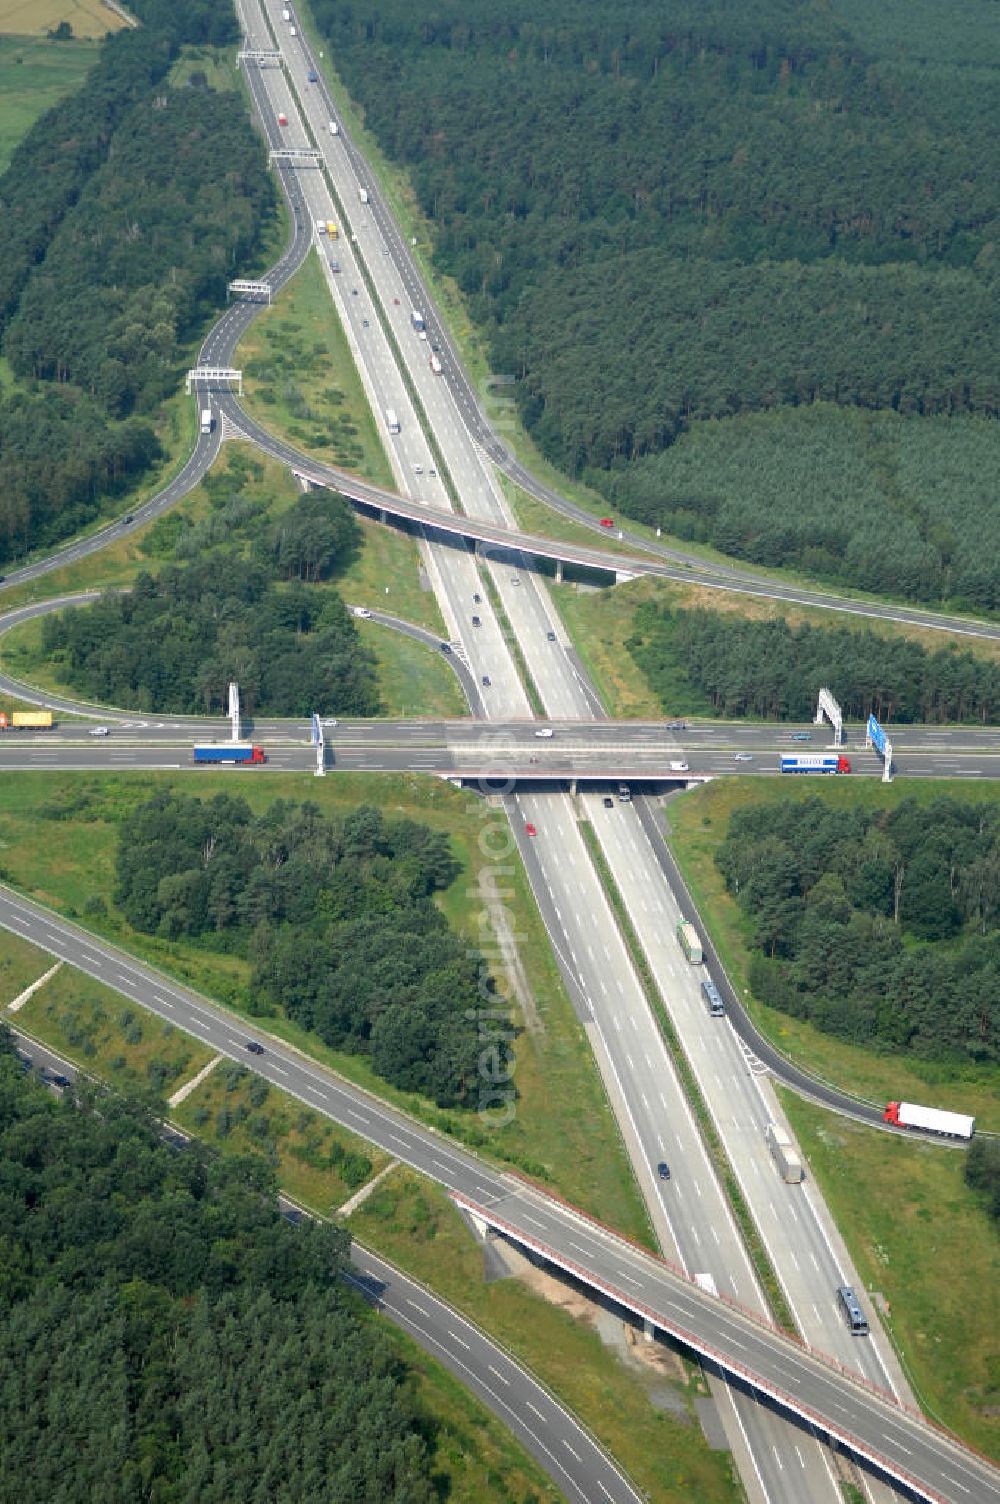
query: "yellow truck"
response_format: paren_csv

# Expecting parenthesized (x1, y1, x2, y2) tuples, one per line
(0, 711, 54, 729)
(326, 221, 338, 239)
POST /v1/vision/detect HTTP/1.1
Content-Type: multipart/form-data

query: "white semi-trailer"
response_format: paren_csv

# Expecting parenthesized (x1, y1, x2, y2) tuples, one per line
(883, 1101, 975, 1139)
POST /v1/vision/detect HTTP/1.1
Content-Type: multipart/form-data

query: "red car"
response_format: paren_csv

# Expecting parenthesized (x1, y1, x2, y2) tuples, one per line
(524, 822, 537, 837)
(599, 517, 614, 527)
(277, 113, 288, 126)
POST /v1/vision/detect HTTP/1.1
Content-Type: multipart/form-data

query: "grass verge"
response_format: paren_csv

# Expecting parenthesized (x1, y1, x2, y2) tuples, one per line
(358, 618, 465, 718)
(666, 778, 1000, 1130)
(579, 817, 798, 1336)
(779, 1089, 1000, 1460)
(351, 1168, 744, 1504)
(0, 771, 652, 1238)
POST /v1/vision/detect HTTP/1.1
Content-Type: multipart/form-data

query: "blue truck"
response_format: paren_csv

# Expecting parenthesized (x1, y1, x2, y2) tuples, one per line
(193, 744, 266, 765)
(780, 754, 851, 774)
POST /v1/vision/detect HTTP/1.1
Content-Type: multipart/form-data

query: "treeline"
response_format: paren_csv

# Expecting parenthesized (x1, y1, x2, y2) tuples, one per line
(716, 797, 1000, 1061)
(628, 604, 1000, 724)
(0, 0, 274, 564)
(0, 1039, 439, 1501)
(115, 794, 507, 1107)
(41, 494, 378, 717)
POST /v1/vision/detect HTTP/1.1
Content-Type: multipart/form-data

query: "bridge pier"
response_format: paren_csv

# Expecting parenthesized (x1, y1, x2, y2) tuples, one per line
(554, 559, 563, 584)
(643, 1317, 656, 1343)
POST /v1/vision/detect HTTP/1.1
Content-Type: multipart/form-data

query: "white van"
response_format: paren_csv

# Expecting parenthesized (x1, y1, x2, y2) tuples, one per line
(329, 120, 339, 135)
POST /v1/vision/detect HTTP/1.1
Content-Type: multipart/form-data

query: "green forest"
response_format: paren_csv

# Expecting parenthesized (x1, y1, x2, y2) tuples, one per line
(0, 0, 275, 564)
(41, 492, 379, 717)
(315, 0, 1000, 609)
(628, 603, 1000, 724)
(716, 797, 1000, 1062)
(0, 1039, 439, 1501)
(115, 793, 505, 1107)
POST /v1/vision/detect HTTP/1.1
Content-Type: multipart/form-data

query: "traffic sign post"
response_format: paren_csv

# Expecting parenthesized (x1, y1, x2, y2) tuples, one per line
(866, 714, 894, 782)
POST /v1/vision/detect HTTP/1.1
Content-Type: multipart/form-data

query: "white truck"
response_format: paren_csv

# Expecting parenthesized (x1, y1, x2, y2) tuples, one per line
(329, 119, 339, 135)
(358, 187, 369, 204)
(429, 354, 443, 374)
(200, 408, 212, 435)
(281, 6, 290, 19)
(883, 1101, 975, 1139)
(384, 408, 401, 434)
(765, 1122, 804, 1183)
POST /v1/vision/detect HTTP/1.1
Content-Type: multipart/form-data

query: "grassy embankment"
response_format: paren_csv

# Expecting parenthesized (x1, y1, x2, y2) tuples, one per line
(2, 963, 559, 1504)
(780, 1090, 1000, 1460)
(0, 769, 651, 1241)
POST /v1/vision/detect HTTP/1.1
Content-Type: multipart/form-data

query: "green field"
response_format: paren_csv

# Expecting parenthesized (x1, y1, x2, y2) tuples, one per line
(0, 770, 651, 1239)
(351, 1168, 743, 1504)
(0, 33, 101, 170)
(781, 1091, 1000, 1459)
(667, 777, 1000, 1130)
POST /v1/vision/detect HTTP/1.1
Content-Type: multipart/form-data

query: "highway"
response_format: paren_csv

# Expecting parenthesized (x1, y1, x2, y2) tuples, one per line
(0, 15, 991, 1497)
(8, 1031, 640, 1504)
(0, 7, 993, 1503)
(1, 883, 997, 1504)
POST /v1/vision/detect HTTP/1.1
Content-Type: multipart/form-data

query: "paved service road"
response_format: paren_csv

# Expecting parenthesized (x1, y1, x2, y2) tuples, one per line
(1, 886, 997, 1504)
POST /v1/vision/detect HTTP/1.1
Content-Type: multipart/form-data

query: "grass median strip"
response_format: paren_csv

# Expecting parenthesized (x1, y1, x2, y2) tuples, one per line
(578, 817, 799, 1337)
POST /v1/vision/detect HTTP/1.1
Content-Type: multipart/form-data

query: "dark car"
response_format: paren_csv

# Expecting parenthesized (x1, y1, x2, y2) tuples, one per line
(307, 69, 318, 82)
(482, 675, 491, 687)
(657, 1161, 671, 1180)
(602, 796, 614, 809)
(123, 514, 135, 525)
(546, 630, 556, 641)
(473, 593, 482, 603)
(246, 1040, 265, 1056)
(471, 615, 481, 626)
(439, 641, 451, 653)
(51, 1074, 72, 1090)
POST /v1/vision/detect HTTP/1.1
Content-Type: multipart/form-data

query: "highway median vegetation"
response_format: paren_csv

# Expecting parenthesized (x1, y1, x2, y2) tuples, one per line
(314, 0, 1000, 613)
(0, 0, 275, 566)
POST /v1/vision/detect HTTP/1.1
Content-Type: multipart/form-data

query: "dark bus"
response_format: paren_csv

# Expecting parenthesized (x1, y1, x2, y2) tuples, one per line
(836, 1285, 869, 1335)
(701, 976, 725, 1017)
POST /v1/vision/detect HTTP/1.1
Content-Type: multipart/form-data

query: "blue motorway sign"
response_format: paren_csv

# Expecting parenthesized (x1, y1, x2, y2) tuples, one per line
(867, 713, 887, 756)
